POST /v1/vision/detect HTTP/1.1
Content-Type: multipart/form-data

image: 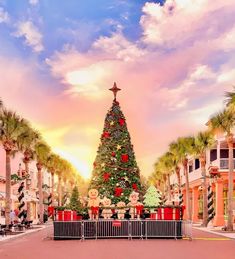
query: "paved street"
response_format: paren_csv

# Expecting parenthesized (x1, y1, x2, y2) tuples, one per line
(0, 226, 234, 259)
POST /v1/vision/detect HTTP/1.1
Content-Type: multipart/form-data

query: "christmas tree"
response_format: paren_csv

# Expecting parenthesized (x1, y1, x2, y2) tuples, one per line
(143, 185, 162, 212)
(89, 83, 142, 204)
(68, 186, 82, 212)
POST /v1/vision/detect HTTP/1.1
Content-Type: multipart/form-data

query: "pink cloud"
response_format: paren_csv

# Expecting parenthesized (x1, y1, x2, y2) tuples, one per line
(140, 0, 235, 47)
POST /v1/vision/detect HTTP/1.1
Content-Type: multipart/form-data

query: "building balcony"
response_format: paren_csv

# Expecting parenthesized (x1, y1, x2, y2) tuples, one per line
(219, 158, 235, 169)
(210, 158, 235, 170)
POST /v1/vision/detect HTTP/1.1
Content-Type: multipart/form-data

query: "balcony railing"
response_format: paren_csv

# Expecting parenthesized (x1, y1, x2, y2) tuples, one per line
(220, 159, 235, 169)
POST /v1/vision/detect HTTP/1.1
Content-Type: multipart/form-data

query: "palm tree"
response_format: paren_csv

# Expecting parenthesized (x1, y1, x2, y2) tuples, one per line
(34, 141, 51, 223)
(55, 158, 66, 207)
(191, 131, 215, 227)
(156, 152, 175, 202)
(170, 137, 195, 220)
(17, 127, 41, 220)
(209, 109, 235, 231)
(0, 109, 29, 225)
(46, 153, 60, 206)
(225, 86, 235, 111)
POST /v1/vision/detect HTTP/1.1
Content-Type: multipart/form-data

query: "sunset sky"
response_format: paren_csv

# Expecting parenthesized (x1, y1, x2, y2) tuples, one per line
(0, 0, 235, 179)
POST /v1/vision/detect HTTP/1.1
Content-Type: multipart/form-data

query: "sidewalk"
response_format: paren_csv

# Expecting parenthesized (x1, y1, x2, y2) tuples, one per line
(193, 223, 235, 239)
(0, 222, 52, 243)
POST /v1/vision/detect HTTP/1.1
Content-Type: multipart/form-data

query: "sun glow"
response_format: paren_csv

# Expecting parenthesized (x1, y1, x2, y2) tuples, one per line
(54, 149, 92, 180)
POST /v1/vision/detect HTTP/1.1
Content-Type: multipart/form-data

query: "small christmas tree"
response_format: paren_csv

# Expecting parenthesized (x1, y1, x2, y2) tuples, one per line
(68, 186, 82, 212)
(143, 185, 162, 212)
(89, 83, 142, 204)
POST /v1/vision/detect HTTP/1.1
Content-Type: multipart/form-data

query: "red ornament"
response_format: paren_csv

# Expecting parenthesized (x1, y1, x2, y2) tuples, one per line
(115, 187, 123, 197)
(102, 131, 110, 138)
(132, 183, 138, 190)
(121, 154, 129, 162)
(111, 152, 116, 157)
(119, 118, 125, 126)
(103, 172, 111, 181)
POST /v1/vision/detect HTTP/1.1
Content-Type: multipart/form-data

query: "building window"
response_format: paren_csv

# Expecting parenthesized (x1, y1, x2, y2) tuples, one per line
(189, 163, 193, 173)
(195, 159, 200, 170)
(210, 149, 217, 162)
(220, 149, 228, 158)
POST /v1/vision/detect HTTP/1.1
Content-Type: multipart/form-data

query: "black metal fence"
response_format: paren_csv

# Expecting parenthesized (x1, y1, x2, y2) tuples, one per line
(53, 220, 192, 240)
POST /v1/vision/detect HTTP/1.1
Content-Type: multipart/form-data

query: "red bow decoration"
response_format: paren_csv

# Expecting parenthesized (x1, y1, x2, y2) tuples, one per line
(115, 187, 123, 197)
(103, 172, 111, 181)
(121, 154, 129, 163)
(132, 183, 138, 190)
(119, 118, 125, 126)
(102, 131, 110, 138)
(91, 206, 99, 215)
(136, 205, 144, 215)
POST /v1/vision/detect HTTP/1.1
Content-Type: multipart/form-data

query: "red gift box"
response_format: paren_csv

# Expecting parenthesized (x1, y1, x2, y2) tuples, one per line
(77, 215, 83, 220)
(174, 208, 180, 220)
(64, 211, 71, 221)
(72, 211, 77, 221)
(57, 211, 63, 221)
(157, 208, 173, 220)
(150, 213, 157, 220)
(164, 207, 173, 220)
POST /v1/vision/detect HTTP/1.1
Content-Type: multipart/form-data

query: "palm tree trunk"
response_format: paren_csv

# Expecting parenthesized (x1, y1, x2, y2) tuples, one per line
(183, 159, 191, 220)
(227, 134, 234, 231)
(167, 174, 171, 201)
(5, 151, 11, 225)
(51, 172, 54, 206)
(200, 155, 208, 227)
(37, 167, 44, 223)
(58, 176, 62, 206)
(175, 167, 181, 188)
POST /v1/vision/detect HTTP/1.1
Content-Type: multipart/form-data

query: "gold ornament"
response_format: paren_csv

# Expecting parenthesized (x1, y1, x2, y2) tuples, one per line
(117, 144, 121, 150)
(101, 163, 105, 167)
(110, 121, 114, 126)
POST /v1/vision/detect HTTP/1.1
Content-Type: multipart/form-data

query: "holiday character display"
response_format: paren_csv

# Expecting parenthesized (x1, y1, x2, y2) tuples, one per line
(101, 197, 114, 219)
(127, 191, 143, 220)
(116, 201, 126, 220)
(143, 185, 162, 213)
(87, 189, 100, 220)
(89, 83, 142, 204)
